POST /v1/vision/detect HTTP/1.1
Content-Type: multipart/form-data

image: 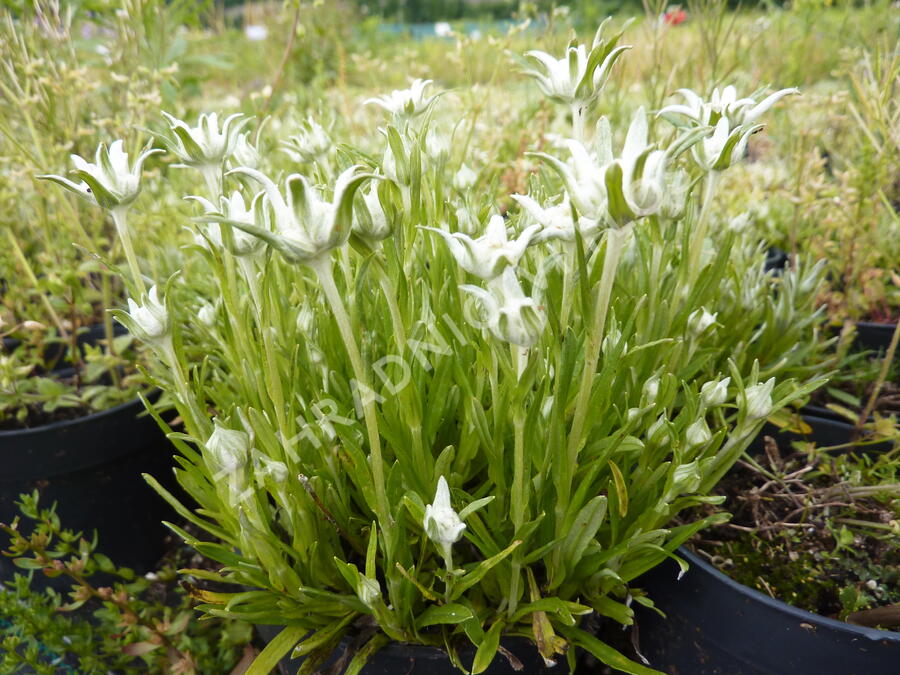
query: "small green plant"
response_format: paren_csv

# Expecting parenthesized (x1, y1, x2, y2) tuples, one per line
(0, 492, 255, 674)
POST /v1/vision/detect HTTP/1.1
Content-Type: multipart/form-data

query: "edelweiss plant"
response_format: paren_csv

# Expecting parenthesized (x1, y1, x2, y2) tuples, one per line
(47, 22, 832, 675)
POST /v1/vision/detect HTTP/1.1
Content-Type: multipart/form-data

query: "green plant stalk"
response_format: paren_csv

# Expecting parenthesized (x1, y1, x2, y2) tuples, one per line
(572, 102, 586, 143)
(375, 257, 407, 353)
(855, 318, 900, 434)
(311, 256, 391, 530)
(508, 344, 528, 617)
(560, 243, 576, 331)
(5, 229, 68, 339)
(687, 170, 718, 287)
(200, 165, 224, 202)
(567, 227, 627, 463)
(110, 208, 146, 296)
(100, 272, 120, 387)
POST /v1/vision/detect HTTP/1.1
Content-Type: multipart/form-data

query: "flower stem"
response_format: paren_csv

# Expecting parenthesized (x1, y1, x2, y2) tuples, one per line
(100, 272, 121, 388)
(571, 103, 586, 143)
(110, 208, 146, 296)
(375, 255, 407, 353)
(687, 170, 718, 288)
(313, 257, 391, 528)
(567, 228, 626, 463)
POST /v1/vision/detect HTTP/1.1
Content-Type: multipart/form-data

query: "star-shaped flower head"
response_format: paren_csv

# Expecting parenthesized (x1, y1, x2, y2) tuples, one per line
(659, 85, 798, 127)
(39, 139, 162, 212)
(160, 111, 251, 168)
(511, 193, 601, 244)
(282, 117, 333, 164)
(188, 190, 269, 257)
(224, 166, 372, 266)
(461, 267, 546, 348)
(422, 215, 540, 280)
(522, 18, 630, 106)
(365, 79, 439, 120)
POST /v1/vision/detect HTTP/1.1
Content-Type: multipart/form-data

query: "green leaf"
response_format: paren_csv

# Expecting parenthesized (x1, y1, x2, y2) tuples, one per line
(559, 625, 662, 675)
(246, 625, 307, 675)
(450, 539, 522, 601)
(472, 620, 504, 674)
(608, 459, 629, 517)
(345, 633, 391, 675)
(415, 603, 474, 628)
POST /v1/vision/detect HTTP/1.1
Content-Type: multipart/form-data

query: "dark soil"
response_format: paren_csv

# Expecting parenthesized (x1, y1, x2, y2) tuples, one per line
(810, 379, 900, 418)
(0, 403, 94, 431)
(688, 436, 900, 631)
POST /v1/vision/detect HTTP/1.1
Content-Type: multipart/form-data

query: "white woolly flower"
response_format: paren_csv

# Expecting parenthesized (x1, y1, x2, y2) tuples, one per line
(522, 20, 630, 106)
(688, 307, 717, 335)
(533, 139, 608, 222)
(39, 139, 161, 212)
(123, 285, 169, 343)
(352, 183, 391, 245)
(231, 131, 261, 170)
(461, 267, 546, 348)
(511, 193, 601, 244)
(423, 215, 540, 281)
(366, 79, 437, 119)
(659, 85, 798, 127)
(188, 190, 268, 257)
(425, 128, 451, 166)
(282, 117, 333, 164)
(453, 164, 477, 191)
(198, 301, 216, 327)
(160, 112, 250, 168)
(226, 166, 371, 266)
(600, 108, 668, 225)
(424, 476, 467, 569)
(692, 116, 759, 172)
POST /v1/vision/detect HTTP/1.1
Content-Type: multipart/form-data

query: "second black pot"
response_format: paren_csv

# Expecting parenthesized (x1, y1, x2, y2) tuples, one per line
(855, 321, 897, 359)
(0, 394, 178, 584)
(632, 416, 900, 674)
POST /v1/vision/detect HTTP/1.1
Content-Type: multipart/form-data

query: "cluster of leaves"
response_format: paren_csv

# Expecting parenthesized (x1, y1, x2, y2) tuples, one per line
(693, 432, 900, 629)
(0, 492, 255, 674)
(0, 330, 143, 429)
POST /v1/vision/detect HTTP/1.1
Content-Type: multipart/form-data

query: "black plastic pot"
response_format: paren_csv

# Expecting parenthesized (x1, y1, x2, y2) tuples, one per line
(257, 625, 567, 675)
(855, 321, 896, 357)
(763, 246, 789, 275)
(634, 547, 900, 675)
(0, 394, 178, 584)
(633, 416, 900, 674)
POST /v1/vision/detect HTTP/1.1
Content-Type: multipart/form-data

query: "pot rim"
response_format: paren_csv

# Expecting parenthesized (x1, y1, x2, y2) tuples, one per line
(677, 541, 900, 643)
(856, 321, 897, 330)
(0, 390, 155, 439)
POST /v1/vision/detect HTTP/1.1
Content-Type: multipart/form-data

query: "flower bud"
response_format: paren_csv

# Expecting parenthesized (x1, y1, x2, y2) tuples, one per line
(688, 307, 717, 335)
(198, 301, 216, 327)
(424, 476, 466, 569)
(357, 575, 382, 609)
(744, 378, 776, 420)
(123, 286, 169, 344)
(701, 377, 730, 407)
(453, 164, 477, 191)
(685, 418, 711, 448)
(206, 424, 250, 475)
(643, 376, 660, 403)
